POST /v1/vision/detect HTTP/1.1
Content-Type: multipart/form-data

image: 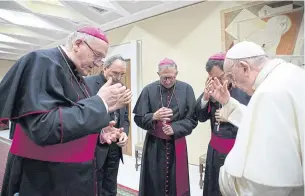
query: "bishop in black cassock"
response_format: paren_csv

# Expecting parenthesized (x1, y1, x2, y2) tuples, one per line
(133, 58, 198, 196)
(0, 26, 130, 196)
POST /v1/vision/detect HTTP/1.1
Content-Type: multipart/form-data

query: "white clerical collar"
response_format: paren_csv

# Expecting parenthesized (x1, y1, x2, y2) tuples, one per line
(252, 59, 284, 90)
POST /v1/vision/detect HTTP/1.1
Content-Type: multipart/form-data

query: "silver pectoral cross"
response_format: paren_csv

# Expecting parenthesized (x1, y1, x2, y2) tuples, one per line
(114, 113, 118, 124)
(216, 122, 220, 132)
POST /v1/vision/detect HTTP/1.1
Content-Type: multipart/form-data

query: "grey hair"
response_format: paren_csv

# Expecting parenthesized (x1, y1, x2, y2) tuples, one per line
(158, 63, 177, 72)
(206, 59, 224, 72)
(225, 55, 269, 71)
(104, 54, 127, 68)
(65, 32, 98, 51)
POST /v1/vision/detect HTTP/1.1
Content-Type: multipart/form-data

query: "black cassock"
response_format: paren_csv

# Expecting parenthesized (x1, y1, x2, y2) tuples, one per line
(0, 47, 111, 196)
(85, 74, 130, 196)
(133, 81, 198, 196)
(195, 88, 251, 196)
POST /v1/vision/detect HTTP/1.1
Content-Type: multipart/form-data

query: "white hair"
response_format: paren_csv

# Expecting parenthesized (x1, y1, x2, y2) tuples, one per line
(65, 32, 98, 51)
(225, 55, 269, 71)
(104, 54, 127, 68)
(158, 63, 177, 72)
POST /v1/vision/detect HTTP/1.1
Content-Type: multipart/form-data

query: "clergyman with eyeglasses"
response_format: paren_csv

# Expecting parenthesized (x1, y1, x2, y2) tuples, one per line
(85, 54, 131, 196)
(0, 26, 131, 196)
(133, 58, 198, 196)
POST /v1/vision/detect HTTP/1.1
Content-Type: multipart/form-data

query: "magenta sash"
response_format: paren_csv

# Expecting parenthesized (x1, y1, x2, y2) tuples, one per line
(150, 121, 171, 140)
(151, 121, 190, 195)
(175, 137, 190, 195)
(210, 132, 235, 154)
(10, 124, 98, 163)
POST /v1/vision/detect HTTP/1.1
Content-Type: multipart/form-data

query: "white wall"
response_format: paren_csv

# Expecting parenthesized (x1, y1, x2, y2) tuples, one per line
(0, 59, 15, 79)
(106, 1, 249, 164)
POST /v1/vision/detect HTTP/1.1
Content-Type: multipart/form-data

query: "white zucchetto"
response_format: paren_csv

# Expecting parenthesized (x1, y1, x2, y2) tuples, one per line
(226, 41, 267, 59)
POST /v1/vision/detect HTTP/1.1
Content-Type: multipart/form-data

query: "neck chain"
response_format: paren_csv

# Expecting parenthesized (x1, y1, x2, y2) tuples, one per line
(216, 102, 222, 132)
(159, 82, 176, 108)
(57, 46, 90, 98)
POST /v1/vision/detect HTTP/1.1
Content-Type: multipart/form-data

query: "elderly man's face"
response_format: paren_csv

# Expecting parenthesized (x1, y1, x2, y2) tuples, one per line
(158, 67, 177, 89)
(73, 38, 108, 76)
(104, 59, 127, 84)
(224, 60, 256, 95)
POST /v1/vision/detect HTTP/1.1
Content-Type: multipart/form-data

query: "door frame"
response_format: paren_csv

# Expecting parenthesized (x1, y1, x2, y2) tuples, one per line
(107, 40, 141, 158)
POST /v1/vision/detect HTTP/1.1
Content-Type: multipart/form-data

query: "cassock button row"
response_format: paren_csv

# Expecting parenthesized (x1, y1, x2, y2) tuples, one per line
(95, 181, 98, 196)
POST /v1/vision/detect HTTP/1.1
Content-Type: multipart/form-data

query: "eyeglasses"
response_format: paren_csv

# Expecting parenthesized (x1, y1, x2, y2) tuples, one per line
(160, 76, 176, 81)
(111, 71, 125, 79)
(84, 41, 105, 65)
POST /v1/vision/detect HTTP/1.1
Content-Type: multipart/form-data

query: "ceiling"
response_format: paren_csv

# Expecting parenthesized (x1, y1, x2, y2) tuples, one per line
(0, 0, 200, 61)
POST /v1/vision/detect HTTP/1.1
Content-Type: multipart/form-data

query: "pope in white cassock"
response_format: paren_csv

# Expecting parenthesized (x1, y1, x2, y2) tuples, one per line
(206, 41, 305, 196)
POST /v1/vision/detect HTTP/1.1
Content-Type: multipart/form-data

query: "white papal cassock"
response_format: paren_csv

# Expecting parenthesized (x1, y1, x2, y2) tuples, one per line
(219, 59, 305, 196)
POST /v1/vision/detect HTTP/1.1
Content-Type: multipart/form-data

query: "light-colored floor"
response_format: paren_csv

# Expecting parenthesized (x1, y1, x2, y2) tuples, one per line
(118, 155, 202, 195)
(0, 130, 9, 140)
(0, 129, 203, 195)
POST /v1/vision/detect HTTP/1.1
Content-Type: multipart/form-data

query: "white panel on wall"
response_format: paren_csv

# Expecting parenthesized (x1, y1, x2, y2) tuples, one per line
(107, 40, 143, 157)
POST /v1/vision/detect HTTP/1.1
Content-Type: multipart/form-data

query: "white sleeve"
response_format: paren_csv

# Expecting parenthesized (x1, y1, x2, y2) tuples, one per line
(101, 97, 109, 113)
(219, 166, 298, 196)
(201, 98, 208, 109)
(220, 97, 247, 127)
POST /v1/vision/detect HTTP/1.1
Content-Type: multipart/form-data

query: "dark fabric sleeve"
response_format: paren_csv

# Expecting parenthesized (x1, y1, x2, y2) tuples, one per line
(84, 75, 100, 95)
(123, 107, 130, 136)
(195, 93, 211, 122)
(18, 95, 109, 146)
(133, 86, 155, 131)
(4, 52, 111, 146)
(172, 85, 198, 139)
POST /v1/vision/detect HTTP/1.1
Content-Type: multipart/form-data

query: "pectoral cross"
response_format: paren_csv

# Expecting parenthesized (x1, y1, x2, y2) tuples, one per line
(216, 103, 222, 132)
(114, 112, 118, 124)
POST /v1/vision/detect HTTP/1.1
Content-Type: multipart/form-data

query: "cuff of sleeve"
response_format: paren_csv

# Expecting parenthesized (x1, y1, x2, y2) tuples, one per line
(201, 98, 208, 109)
(144, 113, 156, 129)
(220, 97, 239, 120)
(100, 97, 109, 113)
